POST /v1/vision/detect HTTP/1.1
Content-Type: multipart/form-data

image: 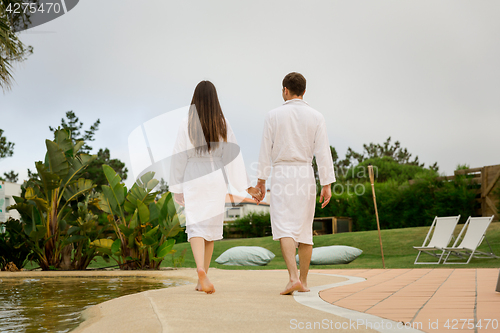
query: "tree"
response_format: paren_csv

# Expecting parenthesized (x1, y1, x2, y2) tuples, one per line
(338, 137, 439, 172)
(0, 129, 14, 160)
(49, 111, 101, 153)
(156, 178, 169, 200)
(26, 168, 38, 180)
(81, 148, 128, 189)
(3, 170, 18, 182)
(310, 138, 439, 188)
(0, 1, 34, 91)
(3, 0, 38, 32)
(312, 146, 339, 193)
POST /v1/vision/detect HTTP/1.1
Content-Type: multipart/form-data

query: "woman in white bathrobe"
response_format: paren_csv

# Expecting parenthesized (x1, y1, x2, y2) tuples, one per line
(169, 81, 262, 294)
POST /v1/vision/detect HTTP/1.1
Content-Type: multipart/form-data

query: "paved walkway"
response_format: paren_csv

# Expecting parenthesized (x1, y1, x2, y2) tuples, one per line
(316, 269, 500, 333)
(2, 268, 499, 332)
(72, 269, 378, 333)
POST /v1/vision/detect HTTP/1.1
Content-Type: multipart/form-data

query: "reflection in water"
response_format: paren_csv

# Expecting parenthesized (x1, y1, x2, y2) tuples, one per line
(0, 276, 186, 333)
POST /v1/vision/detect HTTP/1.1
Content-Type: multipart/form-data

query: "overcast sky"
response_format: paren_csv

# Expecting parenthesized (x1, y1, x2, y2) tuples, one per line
(1, 0, 499, 188)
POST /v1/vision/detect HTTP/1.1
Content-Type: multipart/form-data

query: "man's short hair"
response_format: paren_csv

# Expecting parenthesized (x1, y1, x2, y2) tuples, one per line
(282, 72, 306, 96)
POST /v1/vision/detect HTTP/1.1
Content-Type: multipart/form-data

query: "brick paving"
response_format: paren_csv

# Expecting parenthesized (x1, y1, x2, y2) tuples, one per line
(315, 269, 500, 333)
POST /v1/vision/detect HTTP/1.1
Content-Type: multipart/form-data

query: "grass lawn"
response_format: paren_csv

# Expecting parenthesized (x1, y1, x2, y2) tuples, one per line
(159, 222, 500, 270)
(73, 222, 499, 270)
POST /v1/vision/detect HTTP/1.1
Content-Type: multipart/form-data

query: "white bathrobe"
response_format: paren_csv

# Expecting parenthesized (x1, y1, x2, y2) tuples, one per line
(257, 99, 336, 245)
(169, 117, 250, 241)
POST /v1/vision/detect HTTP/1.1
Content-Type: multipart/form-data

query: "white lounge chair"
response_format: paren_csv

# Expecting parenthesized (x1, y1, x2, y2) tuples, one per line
(413, 215, 461, 264)
(443, 215, 498, 264)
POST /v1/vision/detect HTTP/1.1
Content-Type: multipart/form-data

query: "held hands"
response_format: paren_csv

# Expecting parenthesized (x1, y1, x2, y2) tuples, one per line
(247, 186, 265, 203)
(255, 179, 266, 203)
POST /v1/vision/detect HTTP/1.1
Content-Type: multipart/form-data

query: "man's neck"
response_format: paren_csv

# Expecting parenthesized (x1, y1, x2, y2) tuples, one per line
(284, 96, 303, 101)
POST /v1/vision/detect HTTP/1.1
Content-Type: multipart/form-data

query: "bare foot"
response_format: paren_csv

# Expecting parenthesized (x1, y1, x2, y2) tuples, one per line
(280, 280, 303, 295)
(298, 283, 310, 292)
(197, 268, 215, 294)
(195, 282, 203, 292)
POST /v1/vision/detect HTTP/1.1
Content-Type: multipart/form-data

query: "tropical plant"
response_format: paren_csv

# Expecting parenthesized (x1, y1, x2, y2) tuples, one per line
(0, 218, 33, 270)
(49, 111, 128, 186)
(49, 111, 101, 154)
(65, 192, 111, 269)
(8, 129, 99, 270)
(93, 165, 183, 269)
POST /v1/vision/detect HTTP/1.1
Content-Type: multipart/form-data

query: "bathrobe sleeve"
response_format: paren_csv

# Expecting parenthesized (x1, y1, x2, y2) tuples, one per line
(256, 112, 273, 180)
(169, 120, 188, 193)
(313, 115, 336, 186)
(222, 121, 251, 192)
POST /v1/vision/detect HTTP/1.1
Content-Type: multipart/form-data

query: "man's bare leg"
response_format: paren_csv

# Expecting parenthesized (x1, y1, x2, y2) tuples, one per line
(279, 237, 303, 295)
(190, 237, 215, 294)
(298, 243, 312, 292)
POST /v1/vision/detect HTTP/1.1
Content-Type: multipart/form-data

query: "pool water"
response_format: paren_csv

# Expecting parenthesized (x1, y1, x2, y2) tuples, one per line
(0, 276, 186, 333)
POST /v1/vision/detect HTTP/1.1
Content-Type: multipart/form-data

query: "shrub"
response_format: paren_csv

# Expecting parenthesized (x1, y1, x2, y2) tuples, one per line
(93, 166, 183, 270)
(224, 212, 271, 238)
(0, 219, 33, 270)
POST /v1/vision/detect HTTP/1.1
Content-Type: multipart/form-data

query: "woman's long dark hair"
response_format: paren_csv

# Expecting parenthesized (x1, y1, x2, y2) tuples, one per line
(188, 81, 227, 154)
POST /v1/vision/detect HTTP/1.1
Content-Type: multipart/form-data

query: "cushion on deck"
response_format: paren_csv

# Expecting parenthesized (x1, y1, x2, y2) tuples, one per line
(295, 245, 363, 265)
(215, 246, 275, 266)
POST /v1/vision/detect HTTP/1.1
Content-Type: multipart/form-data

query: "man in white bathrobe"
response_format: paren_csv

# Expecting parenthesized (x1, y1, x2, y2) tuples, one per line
(256, 72, 336, 295)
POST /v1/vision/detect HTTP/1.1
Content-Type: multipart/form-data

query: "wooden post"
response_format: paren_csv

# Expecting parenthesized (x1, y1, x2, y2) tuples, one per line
(368, 165, 386, 269)
(482, 167, 488, 217)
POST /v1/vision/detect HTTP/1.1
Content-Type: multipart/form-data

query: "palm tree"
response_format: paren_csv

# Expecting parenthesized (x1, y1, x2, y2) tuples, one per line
(0, 1, 33, 92)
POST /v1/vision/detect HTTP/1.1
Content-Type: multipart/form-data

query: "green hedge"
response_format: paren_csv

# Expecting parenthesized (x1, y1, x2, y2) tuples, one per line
(315, 174, 478, 231)
(224, 212, 271, 238)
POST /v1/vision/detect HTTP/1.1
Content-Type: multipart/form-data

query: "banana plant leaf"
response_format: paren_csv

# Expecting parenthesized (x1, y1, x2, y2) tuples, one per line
(90, 238, 114, 249)
(111, 239, 121, 254)
(45, 140, 70, 178)
(157, 239, 175, 258)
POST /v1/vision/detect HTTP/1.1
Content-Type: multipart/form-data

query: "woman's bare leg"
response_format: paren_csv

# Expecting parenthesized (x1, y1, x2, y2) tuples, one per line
(190, 237, 215, 294)
(204, 239, 214, 273)
(195, 239, 214, 290)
